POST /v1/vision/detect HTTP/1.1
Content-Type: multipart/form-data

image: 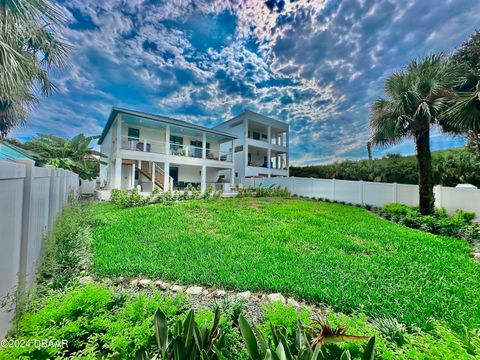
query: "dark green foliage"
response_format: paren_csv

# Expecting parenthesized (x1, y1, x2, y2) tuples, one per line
(37, 202, 92, 292)
(376, 203, 479, 241)
(17, 133, 106, 180)
(1, 285, 188, 359)
(451, 30, 480, 76)
(236, 186, 290, 198)
(290, 147, 480, 187)
(110, 185, 223, 208)
(3, 285, 479, 359)
(147, 307, 224, 359)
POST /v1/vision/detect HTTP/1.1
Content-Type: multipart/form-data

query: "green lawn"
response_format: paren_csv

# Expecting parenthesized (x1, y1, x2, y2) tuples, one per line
(90, 198, 480, 331)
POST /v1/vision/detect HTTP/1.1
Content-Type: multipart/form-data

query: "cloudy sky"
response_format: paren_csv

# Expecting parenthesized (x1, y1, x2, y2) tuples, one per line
(13, 0, 480, 165)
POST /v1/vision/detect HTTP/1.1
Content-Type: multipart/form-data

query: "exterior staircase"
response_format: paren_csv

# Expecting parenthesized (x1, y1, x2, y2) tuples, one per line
(137, 161, 171, 190)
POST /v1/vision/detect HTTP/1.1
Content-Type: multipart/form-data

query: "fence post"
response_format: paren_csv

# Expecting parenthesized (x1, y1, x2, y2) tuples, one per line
(47, 167, 57, 230)
(359, 180, 364, 205)
(15, 159, 35, 302)
(436, 185, 443, 208)
(332, 179, 336, 201)
(393, 182, 398, 203)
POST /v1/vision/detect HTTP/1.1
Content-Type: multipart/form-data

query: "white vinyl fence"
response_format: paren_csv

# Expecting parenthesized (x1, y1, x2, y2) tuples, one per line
(240, 177, 480, 220)
(0, 160, 79, 338)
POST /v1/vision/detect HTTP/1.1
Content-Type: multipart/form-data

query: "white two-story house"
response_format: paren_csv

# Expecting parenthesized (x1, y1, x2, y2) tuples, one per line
(214, 110, 289, 179)
(98, 108, 289, 192)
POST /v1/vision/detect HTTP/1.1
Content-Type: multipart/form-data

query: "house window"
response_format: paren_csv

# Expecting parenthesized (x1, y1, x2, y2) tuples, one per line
(190, 140, 208, 158)
(235, 172, 238, 178)
(262, 134, 268, 140)
(128, 127, 139, 141)
(252, 131, 260, 140)
(170, 135, 183, 152)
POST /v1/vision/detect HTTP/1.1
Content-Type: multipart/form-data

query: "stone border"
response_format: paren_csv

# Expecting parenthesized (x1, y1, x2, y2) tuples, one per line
(79, 276, 327, 322)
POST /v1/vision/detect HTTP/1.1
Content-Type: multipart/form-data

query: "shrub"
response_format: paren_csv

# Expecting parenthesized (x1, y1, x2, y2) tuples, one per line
(374, 318, 409, 346)
(236, 186, 290, 198)
(37, 202, 92, 292)
(260, 301, 310, 340)
(110, 185, 223, 208)
(377, 203, 480, 243)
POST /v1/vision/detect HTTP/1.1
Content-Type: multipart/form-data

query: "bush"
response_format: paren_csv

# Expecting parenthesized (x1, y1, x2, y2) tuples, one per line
(236, 186, 290, 198)
(37, 202, 93, 292)
(2, 285, 188, 359)
(110, 185, 223, 208)
(377, 203, 480, 242)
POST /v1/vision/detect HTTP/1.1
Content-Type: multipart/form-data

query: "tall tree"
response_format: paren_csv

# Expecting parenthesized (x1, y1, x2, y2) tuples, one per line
(20, 133, 106, 180)
(0, 0, 70, 138)
(370, 55, 463, 215)
(444, 31, 480, 153)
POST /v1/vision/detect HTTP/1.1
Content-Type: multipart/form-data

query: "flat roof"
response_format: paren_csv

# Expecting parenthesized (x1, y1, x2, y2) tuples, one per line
(98, 108, 236, 145)
(213, 109, 288, 129)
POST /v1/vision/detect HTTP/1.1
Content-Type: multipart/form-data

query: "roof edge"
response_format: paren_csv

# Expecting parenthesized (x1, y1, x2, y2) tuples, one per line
(98, 107, 236, 145)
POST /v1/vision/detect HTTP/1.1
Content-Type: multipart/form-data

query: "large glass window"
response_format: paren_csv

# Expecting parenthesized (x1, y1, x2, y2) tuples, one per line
(170, 135, 183, 155)
(128, 127, 139, 141)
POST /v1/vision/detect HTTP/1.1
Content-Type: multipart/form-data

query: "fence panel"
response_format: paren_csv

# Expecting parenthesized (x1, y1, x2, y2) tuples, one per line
(0, 162, 25, 339)
(240, 176, 480, 220)
(0, 161, 79, 339)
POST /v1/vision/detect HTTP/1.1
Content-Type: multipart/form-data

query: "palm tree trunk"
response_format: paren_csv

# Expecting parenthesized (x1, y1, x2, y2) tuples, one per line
(415, 128, 434, 215)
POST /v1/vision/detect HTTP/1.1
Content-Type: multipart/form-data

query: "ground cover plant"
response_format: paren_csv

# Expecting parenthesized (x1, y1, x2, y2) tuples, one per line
(375, 203, 480, 243)
(90, 198, 480, 332)
(110, 183, 223, 208)
(3, 284, 478, 359)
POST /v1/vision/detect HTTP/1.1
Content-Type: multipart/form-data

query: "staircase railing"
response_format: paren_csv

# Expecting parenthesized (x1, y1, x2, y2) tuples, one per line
(137, 161, 173, 191)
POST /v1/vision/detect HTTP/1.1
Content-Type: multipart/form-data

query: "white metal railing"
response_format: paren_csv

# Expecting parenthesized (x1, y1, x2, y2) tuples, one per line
(206, 149, 232, 162)
(169, 143, 203, 158)
(121, 136, 232, 162)
(121, 137, 167, 154)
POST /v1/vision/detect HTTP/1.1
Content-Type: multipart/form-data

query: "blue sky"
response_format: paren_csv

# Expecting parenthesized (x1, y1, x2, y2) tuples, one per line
(13, 0, 480, 165)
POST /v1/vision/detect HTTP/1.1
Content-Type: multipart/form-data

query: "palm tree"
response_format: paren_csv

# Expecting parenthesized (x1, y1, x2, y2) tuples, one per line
(370, 55, 463, 215)
(20, 133, 106, 180)
(0, 0, 71, 138)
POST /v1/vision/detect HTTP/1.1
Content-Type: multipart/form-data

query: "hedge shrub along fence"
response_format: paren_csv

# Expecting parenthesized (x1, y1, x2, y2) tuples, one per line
(240, 177, 480, 220)
(0, 160, 79, 338)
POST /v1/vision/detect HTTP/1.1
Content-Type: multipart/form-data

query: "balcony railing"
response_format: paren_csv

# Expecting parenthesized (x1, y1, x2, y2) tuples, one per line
(247, 162, 288, 170)
(121, 137, 232, 162)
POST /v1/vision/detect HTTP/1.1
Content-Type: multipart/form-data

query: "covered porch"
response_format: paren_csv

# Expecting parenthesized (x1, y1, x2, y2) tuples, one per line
(118, 159, 234, 192)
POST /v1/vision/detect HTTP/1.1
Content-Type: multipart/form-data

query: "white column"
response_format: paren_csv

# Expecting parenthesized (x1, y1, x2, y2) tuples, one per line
(131, 163, 136, 189)
(201, 165, 206, 192)
(267, 148, 271, 177)
(267, 125, 271, 144)
(231, 139, 235, 186)
(285, 129, 290, 175)
(202, 132, 207, 159)
(113, 157, 122, 189)
(244, 118, 249, 167)
(165, 125, 170, 155)
(164, 162, 170, 191)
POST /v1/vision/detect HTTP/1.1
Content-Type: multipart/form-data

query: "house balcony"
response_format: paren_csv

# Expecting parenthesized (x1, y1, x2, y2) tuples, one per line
(120, 137, 233, 163)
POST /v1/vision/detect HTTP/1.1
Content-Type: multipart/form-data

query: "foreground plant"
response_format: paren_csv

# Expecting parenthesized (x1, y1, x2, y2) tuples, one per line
(238, 314, 375, 360)
(136, 307, 225, 359)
